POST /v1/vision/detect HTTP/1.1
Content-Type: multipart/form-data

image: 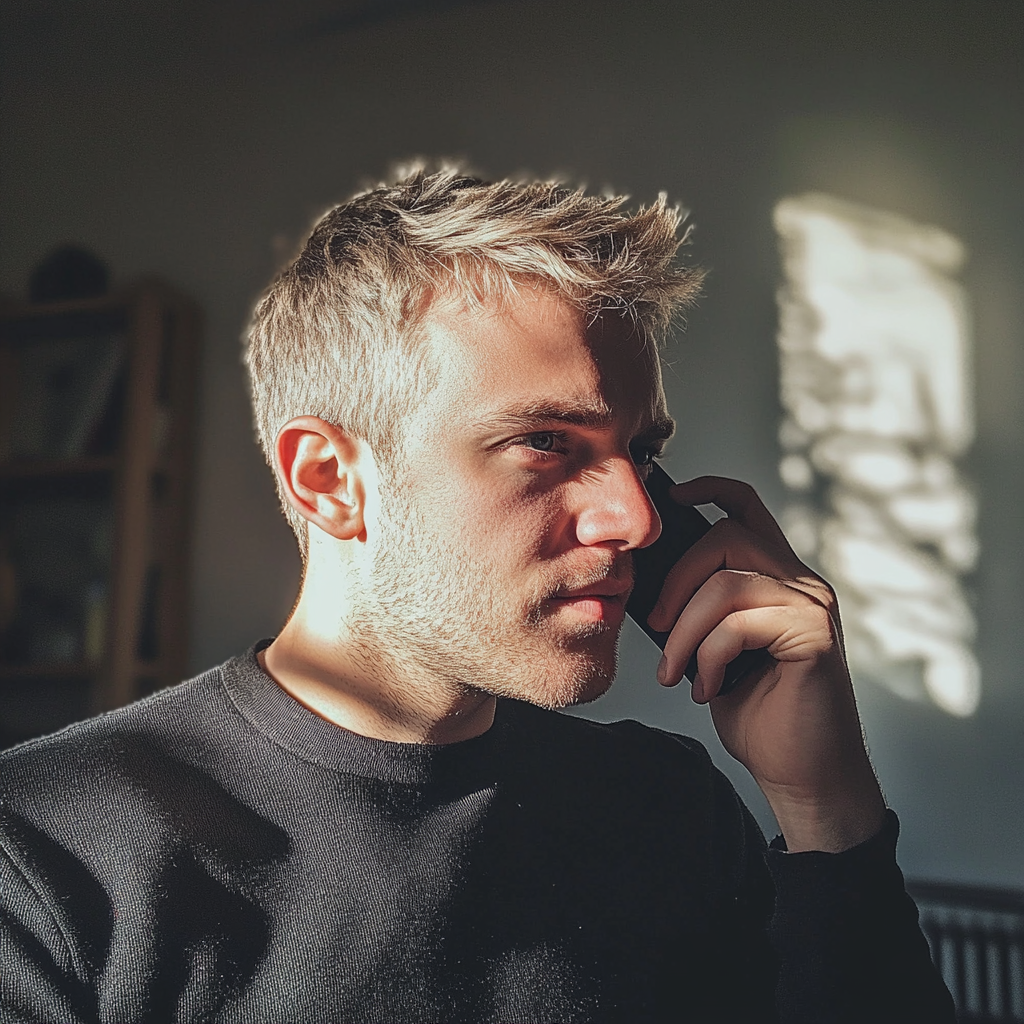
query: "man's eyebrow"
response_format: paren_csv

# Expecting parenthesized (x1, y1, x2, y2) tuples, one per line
(476, 401, 676, 440)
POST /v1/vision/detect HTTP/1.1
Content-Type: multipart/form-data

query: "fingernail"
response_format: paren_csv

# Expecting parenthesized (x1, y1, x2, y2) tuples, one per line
(656, 655, 668, 685)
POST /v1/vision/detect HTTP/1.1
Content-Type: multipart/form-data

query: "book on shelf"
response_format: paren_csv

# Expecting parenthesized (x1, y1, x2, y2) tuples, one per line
(0, 495, 113, 667)
(5, 332, 125, 462)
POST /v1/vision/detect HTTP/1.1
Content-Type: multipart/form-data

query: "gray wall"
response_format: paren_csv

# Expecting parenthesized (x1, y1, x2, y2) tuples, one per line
(2, 0, 1021, 885)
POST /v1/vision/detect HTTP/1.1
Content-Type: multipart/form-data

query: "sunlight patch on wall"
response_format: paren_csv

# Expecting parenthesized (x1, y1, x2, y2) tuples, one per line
(774, 194, 979, 716)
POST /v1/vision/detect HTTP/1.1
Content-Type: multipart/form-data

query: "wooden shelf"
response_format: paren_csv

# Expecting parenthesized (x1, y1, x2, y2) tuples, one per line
(0, 280, 200, 741)
(0, 283, 147, 320)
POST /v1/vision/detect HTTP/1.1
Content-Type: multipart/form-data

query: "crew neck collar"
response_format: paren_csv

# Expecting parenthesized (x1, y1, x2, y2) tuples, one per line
(219, 640, 514, 790)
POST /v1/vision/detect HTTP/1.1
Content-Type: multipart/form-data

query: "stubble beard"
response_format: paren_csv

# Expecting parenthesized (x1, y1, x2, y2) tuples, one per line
(352, 488, 623, 710)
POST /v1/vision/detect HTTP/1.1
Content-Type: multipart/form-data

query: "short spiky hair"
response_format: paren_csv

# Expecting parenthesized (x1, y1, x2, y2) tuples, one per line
(245, 164, 703, 559)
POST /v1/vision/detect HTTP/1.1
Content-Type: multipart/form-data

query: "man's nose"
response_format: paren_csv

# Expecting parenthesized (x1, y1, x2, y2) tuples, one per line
(574, 457, 663, 551)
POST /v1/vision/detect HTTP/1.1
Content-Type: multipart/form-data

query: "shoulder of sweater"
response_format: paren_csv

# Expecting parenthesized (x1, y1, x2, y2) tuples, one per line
(0, 660, 228, 795)
(502, 703, 762, 868)
(500, 699, 716, 774)
(0, 655, 288, 874)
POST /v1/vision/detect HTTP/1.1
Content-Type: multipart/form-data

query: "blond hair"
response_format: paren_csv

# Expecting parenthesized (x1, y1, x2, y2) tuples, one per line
(245, 164, 703, 559)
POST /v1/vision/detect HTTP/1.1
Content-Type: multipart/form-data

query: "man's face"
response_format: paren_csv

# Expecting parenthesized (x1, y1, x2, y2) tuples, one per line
(363, 285, 673, 709)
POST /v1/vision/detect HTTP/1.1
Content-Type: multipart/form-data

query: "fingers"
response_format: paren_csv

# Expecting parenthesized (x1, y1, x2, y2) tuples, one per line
(668, 476, 795, 556)
(646, 475, 842, 701)
(646, 479, 836, 637)
(657, 570, 840, 702)
(646, 516, 829, 633)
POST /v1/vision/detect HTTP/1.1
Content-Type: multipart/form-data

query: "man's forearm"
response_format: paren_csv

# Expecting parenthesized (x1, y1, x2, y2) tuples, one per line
(767, 811, 957, 1023)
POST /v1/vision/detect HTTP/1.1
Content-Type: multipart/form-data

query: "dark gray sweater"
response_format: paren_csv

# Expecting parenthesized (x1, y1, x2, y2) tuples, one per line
(0, 642, 954, 1023)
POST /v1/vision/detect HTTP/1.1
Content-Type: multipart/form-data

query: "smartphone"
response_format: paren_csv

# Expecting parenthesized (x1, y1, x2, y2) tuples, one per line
(625, 463, 770, 696)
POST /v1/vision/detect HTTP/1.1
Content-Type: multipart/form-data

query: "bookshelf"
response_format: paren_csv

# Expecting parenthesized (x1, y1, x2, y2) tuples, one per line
(0, 279, 200, 747)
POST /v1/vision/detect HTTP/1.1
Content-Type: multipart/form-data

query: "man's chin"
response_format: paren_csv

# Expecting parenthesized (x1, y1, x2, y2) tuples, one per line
(509, 645, 619, 710)
(462, 616, 621, 709)
(559, 672, 616, 708)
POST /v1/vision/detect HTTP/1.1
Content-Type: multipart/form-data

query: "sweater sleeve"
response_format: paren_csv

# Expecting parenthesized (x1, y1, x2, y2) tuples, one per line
(0, 845, 94, 1024)
(765, 809, 957, 1023)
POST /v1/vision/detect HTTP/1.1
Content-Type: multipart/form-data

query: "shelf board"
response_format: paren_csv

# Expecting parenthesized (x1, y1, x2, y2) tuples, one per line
(0, 280, 167, 322)
(1, 278, 198, 726)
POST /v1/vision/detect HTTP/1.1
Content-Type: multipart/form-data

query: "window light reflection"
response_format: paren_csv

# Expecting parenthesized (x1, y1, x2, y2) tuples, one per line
(774, 194, 980, 716)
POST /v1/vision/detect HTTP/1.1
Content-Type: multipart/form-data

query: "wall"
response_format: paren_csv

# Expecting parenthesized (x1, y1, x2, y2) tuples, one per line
(2, 0, 1021, 885)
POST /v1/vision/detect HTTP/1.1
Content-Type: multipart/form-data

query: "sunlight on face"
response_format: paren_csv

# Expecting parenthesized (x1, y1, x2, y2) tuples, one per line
(354, 286, 668, 709)
(775, 194, 980, 717)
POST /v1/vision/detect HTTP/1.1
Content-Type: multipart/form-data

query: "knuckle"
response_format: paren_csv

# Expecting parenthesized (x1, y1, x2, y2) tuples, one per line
(732, 479, 762, 509)
(710, 568, 745, 599)
(789, 573, 837, 613)
(809, 604, 841, 647)
(809, 602, 831, 629)
(813, 578, 839, 612)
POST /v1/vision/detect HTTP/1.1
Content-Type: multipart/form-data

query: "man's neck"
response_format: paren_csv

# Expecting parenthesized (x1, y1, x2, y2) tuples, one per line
(257, 624, 497, 745)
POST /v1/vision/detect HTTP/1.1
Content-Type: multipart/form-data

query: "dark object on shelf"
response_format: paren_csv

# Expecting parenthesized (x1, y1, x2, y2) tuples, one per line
(907, 880, 1024, 1023)
(29, 246, 110, 304)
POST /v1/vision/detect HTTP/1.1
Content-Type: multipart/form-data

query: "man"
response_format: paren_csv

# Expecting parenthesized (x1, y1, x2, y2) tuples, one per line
(1, 168, 954, 1022)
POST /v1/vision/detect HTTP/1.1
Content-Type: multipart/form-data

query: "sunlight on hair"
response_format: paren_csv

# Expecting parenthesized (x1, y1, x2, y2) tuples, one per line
(774, 194, 979, 717)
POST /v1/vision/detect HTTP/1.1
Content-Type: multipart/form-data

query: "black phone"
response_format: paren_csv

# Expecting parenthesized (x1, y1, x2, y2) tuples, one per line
(625, 463, 770, 696)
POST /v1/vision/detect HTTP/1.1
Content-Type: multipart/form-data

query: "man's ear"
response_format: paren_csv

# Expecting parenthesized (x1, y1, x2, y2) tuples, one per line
(274, 417, 370, 542)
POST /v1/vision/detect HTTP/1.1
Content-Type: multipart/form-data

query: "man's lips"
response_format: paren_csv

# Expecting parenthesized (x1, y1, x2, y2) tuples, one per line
(547, 580, 632, 625)
(548, 585, 626, 622)
(551, 579, 632, 601)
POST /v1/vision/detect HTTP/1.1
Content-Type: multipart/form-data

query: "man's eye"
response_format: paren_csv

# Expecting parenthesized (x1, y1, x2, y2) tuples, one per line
(524, 432, 560, 452)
